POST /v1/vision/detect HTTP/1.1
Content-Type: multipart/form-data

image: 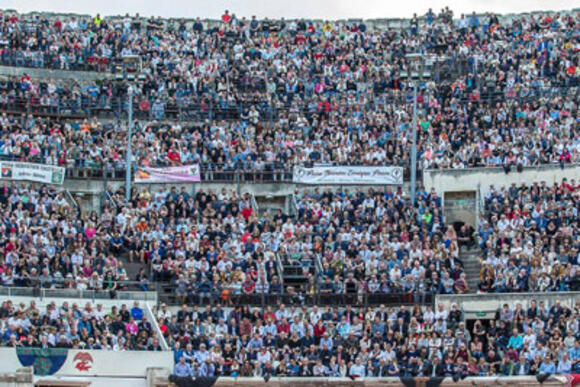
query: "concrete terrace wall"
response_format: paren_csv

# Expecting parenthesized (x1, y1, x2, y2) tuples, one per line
(63, 178, 410, 214)
(0, 293, 168, 350)
(0, 65, 115, 81)
(0, 347, 172, 378)
(153, 376, 568, 386)
(436, 291, 580, 317)
(423, 163, 580, 194)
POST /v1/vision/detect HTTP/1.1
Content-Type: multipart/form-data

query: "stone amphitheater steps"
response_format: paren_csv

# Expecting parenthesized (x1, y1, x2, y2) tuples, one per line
(121, 257, 147, 283)
(460, 247, 483, 293)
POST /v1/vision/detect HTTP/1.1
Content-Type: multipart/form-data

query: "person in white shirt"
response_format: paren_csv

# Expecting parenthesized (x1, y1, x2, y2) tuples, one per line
(275, 305, 288, 321)
(157, 304, 172, 320)
(434, 304, 449, 321)
(557, 353, 572, 374)
(522, 327, 537, 349)
(256, 347, 272, 365)
(423, 306, 435, 325)
(313, 359, 327, 376)
(497, 214, 510, 232)
(310, 306, 322, 323)
(215, 319, 228, 337)
(194, 345, 209, 363)
(383, 344, 397, 362)
(255, 278, 269, 294)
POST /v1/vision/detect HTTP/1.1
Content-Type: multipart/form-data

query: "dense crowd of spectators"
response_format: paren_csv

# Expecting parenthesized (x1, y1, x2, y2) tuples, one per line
(293, 187, 467, 298)
(170, 301, 580, 377)
(0, 9, 577, 172)
(0, 299, 162, 350)
(0, 179, 466, 301)
(1, 8, 580, 379)
(102, 184, 466, 302)
(0, 9, 578, 300)
(109, 186, 284, 303)
(0, 182, 132, 292)
(478, 178, 579, 293)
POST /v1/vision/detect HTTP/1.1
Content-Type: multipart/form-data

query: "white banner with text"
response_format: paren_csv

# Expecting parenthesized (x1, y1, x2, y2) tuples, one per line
(293, 166, 403, 185)
(0, 161, 65, 185)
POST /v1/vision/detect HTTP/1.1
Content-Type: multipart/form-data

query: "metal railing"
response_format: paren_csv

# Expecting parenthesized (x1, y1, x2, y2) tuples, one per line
(157, 284, 435, 308)
(314, 253, 324, 280)
(198, 167, 293, 183)
(104, 189, 118, 209)
(63, 188, 80, 216)
(250, 193, 259, 213)
(145, 302, 169, 351)
(275, 253, 285, 291)
(0, 51, 122, 73)
(436, 291, 580, 314)
(0, 285, 158, 303)
(0, 156, 415, 184)
(289, 193, 299, 217)
(0, 154, 295, 183)
(3, 83, 579, 123)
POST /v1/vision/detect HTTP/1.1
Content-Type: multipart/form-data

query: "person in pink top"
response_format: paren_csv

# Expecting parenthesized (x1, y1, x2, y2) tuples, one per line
(126, 316, 139, 335)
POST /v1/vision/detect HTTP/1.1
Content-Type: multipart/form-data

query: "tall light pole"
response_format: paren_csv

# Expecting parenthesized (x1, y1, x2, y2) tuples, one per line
(406, 53, 427, 207)
(125, 85, 133, 204)
(410, 82, 418, 207)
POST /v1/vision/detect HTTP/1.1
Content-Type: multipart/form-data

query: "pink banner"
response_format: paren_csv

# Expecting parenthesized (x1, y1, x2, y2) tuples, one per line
(135, 164, 201, 183)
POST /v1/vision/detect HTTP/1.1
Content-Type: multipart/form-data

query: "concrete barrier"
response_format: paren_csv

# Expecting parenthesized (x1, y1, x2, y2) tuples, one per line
(0, 65, 113, 81)
(0, 367, 33, 387)
(423, 163, 580, 194)
(154, 376, 567, 386)
(0, 293, 169, 351)
(436, 291, 580, 316)
(0, 347, 172, 379)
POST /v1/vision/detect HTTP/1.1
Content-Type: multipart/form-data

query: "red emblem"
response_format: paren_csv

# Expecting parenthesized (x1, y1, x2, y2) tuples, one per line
(73, 352, 93, 372)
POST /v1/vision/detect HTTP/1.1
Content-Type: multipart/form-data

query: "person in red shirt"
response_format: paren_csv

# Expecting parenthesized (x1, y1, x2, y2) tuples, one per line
(242, 277, 255, 294)
(263, 308, 277, 322)
(277, 318, 290, 335)
(221, 10, 231, 24)
(560, 178, 574, 193)
(313, 320, 326, 342)
(167, 148, 181, 165)
(241, 206, 253, 220)
(241, 230, 252, 243)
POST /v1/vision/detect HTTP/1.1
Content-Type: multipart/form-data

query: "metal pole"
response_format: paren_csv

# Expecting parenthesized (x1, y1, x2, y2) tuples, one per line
(410, 81, 418, 207)
(125, 85, 133, 203)
(102, 163, 108, 211)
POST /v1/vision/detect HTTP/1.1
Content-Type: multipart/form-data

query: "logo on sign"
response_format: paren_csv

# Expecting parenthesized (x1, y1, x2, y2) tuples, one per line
(73, 352, 93, 372)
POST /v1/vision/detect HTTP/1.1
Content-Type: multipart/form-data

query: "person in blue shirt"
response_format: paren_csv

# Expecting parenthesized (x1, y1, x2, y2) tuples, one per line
(76, 315, 92, 336)
(319, 332, 333, 351)
(199, 359, 216, 377)
(507, 329, 523, 350)
(426, 9, 434, 25)
(538, 357, 556, 374)
(349, 358, 366, 377)
(557, 353, 572, 374)
(288, 359, 300, 376)
(570, 342, 580, 372)
(337, 316, 351, 338)
(130, 301, 143, 321)
(194, 344, 210, 363)
(371, 316, 385, 336)
(173, 357, 191, 377)
(469, 12, 480, 29)
(173, 341, 184, 364)
(247, 334, 263, 351)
